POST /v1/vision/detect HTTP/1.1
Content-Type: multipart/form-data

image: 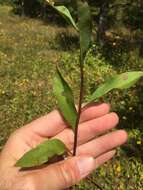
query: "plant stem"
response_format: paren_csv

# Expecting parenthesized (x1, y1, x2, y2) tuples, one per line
(87, 177, 103, 190)
(73, 54, 84, 156)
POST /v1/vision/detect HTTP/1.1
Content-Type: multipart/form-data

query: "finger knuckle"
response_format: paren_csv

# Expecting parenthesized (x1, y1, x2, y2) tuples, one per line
(57, 159, 80, 188)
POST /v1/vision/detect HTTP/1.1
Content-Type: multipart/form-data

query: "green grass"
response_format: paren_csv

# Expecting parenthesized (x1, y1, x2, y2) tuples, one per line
(0, 5, 143, 190)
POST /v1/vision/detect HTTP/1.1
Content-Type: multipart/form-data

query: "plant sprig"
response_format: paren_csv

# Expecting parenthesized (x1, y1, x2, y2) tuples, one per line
(15, 0, 143, 169)
(73, 0, 92, 156)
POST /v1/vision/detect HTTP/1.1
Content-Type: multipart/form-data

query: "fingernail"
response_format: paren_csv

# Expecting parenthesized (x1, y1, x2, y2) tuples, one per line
(77, 157, 95, 179)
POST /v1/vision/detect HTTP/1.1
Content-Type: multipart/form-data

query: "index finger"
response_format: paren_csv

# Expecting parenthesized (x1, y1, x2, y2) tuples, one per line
(22, 103, 110, 137)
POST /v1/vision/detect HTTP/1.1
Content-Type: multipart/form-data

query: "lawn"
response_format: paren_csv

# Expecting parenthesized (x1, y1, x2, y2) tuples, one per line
(0, 5, 143, 190)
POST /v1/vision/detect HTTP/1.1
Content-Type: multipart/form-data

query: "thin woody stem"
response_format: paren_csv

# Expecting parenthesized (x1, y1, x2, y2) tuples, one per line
(73, 54, 84, 156)
(87, 177, 103, 190)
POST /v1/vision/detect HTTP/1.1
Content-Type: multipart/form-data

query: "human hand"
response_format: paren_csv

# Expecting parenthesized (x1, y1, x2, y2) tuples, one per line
(0, 103, 127, 190)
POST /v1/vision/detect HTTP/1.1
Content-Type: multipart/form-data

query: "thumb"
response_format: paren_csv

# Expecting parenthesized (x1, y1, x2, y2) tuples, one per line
(36, 156, 95, 190)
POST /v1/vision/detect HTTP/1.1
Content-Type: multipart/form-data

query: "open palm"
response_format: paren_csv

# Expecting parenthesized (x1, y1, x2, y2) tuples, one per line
(0, 103, 127, 190)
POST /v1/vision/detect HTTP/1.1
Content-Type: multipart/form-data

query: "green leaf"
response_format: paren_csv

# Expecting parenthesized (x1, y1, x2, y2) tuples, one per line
(53, 67, 77, 131)
(77, 0, 92, 59)
(87, 71, 143, 103)
(15, 139, 66, 168)
(53, 5, 78, 31)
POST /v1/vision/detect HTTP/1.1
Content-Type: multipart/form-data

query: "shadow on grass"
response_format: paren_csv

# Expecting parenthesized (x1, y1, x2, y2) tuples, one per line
(117, 107, 143, 163)
(99, 32, 143, 71)
(55, 31, 79, 51)
(106, 85, 143, 164)
(122, 139, 143, 163)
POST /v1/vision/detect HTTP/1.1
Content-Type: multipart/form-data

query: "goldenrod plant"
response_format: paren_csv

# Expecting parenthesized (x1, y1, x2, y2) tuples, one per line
(16, 0, 143, 171)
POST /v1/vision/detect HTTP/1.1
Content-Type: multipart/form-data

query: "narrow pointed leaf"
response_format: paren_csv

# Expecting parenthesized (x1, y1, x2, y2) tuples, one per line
(87, 71, 143, 103)
(53, 67, 77, 131)
(15, 139, 66, 168)
(77, 0, 92, 59)
(52, 5, 78, 31)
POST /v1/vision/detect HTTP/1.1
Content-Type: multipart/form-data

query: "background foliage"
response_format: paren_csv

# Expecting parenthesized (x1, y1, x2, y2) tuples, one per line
(0, 2, 143, 190)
